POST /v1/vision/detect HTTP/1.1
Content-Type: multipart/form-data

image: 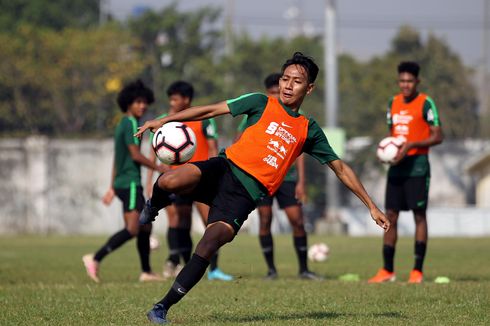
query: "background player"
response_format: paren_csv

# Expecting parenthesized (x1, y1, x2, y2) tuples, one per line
(368, 62, 443, 284)
(147, 81, 233, 281)
(237, 73, 317, 280)
(82, 80, 166, 283)
(136, 52, 390, 324)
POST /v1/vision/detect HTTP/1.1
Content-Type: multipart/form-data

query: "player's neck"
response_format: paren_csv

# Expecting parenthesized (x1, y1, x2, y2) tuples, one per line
(403, 91, 419, 103)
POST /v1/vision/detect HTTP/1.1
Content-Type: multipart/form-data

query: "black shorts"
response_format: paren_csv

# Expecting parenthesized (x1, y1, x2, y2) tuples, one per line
(257, 181, 300, 209)
(115, 185, 145, 212)
(385, 175, 430, 211)
(188, 157, 256, 234)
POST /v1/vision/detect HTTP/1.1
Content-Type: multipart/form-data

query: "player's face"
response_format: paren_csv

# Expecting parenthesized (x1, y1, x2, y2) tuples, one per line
(169, 94, 191, 113)
(266, 85, 280, 99)
(279, 65, 314, 108)
(398, 72, 419, 98)
(128, 98, 148, 118)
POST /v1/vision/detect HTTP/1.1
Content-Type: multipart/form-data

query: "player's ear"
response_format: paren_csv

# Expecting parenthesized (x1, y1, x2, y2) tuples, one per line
(306, 83, 315, 95)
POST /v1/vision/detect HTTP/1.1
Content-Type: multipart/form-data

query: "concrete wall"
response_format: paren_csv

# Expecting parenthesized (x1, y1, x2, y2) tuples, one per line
(0, 137, 488, 236)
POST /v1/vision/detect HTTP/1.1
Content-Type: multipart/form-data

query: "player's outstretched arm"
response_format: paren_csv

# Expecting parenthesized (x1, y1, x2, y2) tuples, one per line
(327, 159, 390, 232)
(135, 101, 230, 138)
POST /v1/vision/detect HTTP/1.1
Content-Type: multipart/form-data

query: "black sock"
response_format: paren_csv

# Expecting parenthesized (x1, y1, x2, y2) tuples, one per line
(137, 229, 152, 273)
(259, 234, 276, 272)
(167, 228, 180, 265)
(94, 229, 133, 262)
(293, 235, 308, 273)
(414, 241, 427, 272)
(177, 228, 193, 264)
(150, 180, 172, 210)
(209, 253, 218, 271)
(383, 244, 396, 273)
(158, 254, 209, 311)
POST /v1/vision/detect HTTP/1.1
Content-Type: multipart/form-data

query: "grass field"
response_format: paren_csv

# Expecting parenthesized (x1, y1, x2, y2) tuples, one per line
(1, 235, 489, 325)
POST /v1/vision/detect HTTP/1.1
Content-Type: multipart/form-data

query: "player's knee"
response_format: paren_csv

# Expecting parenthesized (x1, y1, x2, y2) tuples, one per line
(158, 173, 180, 191)
(126, 225, 139, 236)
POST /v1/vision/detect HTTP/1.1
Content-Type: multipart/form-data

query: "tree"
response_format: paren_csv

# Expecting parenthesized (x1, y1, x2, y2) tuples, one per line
(0, 24, 146, 135)
(0, 0, 100, 31)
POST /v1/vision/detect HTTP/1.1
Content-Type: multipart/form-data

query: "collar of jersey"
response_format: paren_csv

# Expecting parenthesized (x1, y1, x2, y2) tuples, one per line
(277, 99, 302, 118)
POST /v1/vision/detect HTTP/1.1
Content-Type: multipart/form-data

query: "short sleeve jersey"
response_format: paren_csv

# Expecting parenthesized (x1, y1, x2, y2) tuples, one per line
(225, 93, 339, 201)
(113, 116, 141, 189)
(386, 93, 441, 177)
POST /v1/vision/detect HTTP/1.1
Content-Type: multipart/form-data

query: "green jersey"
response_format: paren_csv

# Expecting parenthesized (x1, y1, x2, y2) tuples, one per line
(225, 93, 339, 201)
(113, 116, 141, 189)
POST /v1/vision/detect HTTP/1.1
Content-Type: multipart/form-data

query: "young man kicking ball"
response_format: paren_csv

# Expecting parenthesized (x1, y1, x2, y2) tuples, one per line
(135, 52, 390, 323)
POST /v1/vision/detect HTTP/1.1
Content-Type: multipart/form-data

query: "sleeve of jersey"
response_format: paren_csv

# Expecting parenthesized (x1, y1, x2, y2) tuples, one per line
(302, 119, 340, 165)
(237, 116, 248, 132)
(203, 119, 219, 139)
(423, 97, 441, 126)
(125, 118, 140, 146)
(226, 92, 268, 117)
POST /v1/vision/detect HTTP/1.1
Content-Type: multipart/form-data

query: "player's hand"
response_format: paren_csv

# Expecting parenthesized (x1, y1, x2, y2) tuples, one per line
(295, 182, 307, 203)
(370, 207, 390, 232)
(392, 142, 410, 165)
(102, 188, 115, 206)
(134, 120, 163, 138)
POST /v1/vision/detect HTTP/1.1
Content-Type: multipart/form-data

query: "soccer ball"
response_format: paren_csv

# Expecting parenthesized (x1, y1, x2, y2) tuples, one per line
(376, 137, 405, 164)
(149, 236, 160, 251)
(307, 243, 330, 262)
(152, 122, 197, 165)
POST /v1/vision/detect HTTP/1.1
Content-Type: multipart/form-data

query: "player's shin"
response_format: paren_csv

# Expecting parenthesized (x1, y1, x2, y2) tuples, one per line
(157, 253, 209, 310)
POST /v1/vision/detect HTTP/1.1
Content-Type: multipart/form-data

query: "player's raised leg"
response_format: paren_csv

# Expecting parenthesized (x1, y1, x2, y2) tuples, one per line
(140, 164, 203, 225)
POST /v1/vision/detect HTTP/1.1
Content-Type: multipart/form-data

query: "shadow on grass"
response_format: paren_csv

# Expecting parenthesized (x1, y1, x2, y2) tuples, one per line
(212, 310, 406, 323)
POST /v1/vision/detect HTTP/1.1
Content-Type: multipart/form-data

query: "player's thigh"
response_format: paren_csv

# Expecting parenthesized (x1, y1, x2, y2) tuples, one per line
(207, 169, 256, 235)
(404, 176, 430, 211)
(158, 164, 202, 193)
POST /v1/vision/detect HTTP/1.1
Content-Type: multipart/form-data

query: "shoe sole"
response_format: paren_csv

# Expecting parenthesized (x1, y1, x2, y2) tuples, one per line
(368, 276, 396, 283)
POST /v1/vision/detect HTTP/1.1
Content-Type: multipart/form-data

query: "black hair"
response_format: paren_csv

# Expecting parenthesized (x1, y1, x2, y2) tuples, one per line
(398, 61, 420, 78)
(264, 73, 282, 89)
(281, 52, 319, 83)
(166, 81, 194, 101)
(117, 79, 154, 112)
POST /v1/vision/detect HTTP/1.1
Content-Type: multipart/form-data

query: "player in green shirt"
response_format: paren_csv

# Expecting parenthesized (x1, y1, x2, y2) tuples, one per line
(135, 52, 390, 324)
(237, 73, 317, 280)
(82, 80, 166, 283)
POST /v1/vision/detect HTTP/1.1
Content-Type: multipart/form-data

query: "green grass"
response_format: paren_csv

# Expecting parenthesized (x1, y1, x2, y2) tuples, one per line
(1, 235, 489, 325)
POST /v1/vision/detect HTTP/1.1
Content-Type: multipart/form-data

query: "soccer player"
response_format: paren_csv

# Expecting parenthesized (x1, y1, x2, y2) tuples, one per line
(135, 52, 390, 323)
(82, 80, 166, 283)
(147, 81, 233, 281)
(368, 62, 443, 284)
(237, 73, 317, 280)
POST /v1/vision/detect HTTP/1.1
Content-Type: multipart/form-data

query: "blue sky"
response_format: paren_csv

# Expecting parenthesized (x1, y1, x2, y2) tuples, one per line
(111, 0, 486, 67)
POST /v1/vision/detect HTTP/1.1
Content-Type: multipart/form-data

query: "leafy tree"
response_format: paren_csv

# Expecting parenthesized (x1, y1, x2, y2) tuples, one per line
(0, 0, 100, 31)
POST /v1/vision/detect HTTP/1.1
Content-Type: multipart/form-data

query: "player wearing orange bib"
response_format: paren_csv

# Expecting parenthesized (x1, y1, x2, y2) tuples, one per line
(369, 62, 443, 284)
(135, 52, 390, 324)
(147, 81, 233, 281)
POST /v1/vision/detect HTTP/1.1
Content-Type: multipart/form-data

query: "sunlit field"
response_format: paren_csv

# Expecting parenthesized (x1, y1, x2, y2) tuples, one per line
(1, 235, 489, 325)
